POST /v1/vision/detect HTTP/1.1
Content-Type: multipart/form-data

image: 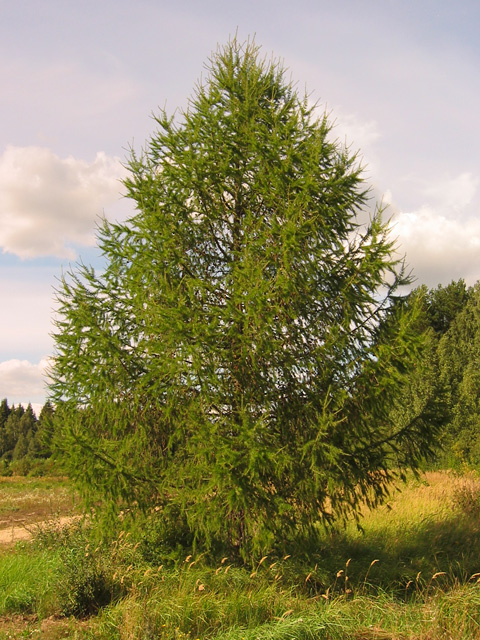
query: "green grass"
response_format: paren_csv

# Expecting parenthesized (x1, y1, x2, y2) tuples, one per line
(0, 547, 62, 617)
(2, 471, 480, 639)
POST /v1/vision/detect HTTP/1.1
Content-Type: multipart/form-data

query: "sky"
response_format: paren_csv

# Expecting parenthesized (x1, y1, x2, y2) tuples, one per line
(1, 0, 479, 412)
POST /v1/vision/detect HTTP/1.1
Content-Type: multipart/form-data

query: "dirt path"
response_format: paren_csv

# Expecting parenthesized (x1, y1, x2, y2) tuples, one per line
(0, 515, 81, 545)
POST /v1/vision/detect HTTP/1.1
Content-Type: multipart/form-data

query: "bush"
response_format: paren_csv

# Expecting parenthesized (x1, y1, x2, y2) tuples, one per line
(36, 522, 120, 618)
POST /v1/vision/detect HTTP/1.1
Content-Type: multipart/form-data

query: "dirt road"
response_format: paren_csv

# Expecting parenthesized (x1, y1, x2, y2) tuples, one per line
(0, 516, 80, 545)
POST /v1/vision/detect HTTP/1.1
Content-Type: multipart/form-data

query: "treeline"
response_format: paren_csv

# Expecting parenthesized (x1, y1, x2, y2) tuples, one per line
(0, 399, 55, 475)
(402, 278, 480, 469)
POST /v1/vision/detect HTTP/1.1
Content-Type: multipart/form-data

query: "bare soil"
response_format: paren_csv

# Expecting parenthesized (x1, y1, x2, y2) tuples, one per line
(0, 614, 90, 639)
(0, 514, 81, 545)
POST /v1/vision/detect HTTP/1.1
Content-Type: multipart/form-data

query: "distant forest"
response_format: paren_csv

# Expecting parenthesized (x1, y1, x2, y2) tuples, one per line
(401, 278, 480, 470)
(2, 279, 480, 477)
(0, 399, 55, 475)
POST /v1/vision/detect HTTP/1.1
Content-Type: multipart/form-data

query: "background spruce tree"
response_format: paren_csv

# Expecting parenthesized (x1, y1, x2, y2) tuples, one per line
(436, 283, 480, 467)
(0, 398, 11, 430)
(34, 400, 55, 459)
(49, 38, 440, 556)
(0, 404, 25, 460)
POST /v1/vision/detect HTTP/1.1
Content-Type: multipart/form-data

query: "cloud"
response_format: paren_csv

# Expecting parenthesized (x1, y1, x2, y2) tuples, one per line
(0, 359, 50, 409)
(0, 146, 127, 259)
(393, 205, 480, 287)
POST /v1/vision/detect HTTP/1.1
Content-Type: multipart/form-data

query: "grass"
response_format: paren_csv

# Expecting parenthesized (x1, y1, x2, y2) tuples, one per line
(1, 471, 480, 638)
(312, 470, 480, 591)
(0, 549, 62, 616)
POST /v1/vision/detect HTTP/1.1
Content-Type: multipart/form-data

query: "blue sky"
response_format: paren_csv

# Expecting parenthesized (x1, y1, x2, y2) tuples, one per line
(1, 0, 479, 411)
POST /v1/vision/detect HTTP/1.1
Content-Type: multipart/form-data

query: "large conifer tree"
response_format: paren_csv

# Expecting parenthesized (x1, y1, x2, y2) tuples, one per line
(50, 39, 439, 554)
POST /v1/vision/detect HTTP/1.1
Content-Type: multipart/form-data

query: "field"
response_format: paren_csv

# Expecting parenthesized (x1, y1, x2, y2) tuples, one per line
(1, 471, 480, 639)
(0, 477, 78, 545)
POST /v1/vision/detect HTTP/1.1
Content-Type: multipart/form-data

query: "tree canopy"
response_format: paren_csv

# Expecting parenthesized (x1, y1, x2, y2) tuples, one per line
(49, 39, 440, 556)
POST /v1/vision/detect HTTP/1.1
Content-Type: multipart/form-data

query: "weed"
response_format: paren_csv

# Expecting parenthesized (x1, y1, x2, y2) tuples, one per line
(453, 472, 480, 519)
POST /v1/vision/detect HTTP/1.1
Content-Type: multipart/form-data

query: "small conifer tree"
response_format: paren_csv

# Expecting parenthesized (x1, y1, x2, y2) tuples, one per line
(50, 38, 439, 555)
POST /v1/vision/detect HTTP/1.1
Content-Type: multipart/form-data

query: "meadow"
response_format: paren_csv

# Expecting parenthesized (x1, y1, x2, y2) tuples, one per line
(1, 471, 480, 639)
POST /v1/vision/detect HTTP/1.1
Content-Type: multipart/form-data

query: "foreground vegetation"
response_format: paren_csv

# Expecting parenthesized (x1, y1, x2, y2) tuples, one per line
(2, 470, 480, 638)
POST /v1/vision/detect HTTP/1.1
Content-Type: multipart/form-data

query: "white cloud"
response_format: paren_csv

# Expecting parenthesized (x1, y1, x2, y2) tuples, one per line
(393, 206, 480, 287)
(0, 146, 127, 259)
(387, 171, 480, 287)
(0, 359, 50, 408)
